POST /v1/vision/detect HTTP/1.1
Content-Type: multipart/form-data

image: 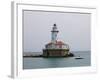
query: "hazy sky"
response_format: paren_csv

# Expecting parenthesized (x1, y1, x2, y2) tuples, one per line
(23, 10, 91, 52)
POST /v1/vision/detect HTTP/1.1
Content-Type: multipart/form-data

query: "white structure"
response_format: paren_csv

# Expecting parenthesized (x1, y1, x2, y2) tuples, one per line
(45, 24, 69, 49)
(51, 24, 59, 43)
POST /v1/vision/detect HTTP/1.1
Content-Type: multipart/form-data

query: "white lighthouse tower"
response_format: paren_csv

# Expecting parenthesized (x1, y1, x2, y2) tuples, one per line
(51, 24, 59, 43)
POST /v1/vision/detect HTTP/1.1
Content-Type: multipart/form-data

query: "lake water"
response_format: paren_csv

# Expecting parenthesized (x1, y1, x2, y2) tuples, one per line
(23, 51, 91, 69)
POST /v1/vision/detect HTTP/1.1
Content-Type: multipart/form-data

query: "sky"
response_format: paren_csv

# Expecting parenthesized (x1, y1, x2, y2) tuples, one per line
(23, 10, 91, 52)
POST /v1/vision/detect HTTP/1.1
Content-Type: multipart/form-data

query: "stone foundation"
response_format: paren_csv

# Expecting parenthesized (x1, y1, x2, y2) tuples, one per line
(43, 49, 69, 57)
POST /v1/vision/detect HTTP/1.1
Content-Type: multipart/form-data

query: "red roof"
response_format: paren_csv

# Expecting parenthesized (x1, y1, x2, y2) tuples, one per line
(46, 41, 65, 45)
(56, 41, 65, 45)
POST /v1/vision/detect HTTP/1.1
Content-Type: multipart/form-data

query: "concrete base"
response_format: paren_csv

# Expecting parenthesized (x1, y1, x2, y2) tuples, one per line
(43, 49, 69, 57)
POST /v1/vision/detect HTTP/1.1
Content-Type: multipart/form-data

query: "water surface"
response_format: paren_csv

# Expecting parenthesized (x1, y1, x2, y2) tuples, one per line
(23, 51, 91, 69)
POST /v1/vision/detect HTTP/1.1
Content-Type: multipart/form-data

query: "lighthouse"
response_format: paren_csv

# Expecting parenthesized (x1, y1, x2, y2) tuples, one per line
(51, 24, 59, 43)
(43, 24, 70, 57)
